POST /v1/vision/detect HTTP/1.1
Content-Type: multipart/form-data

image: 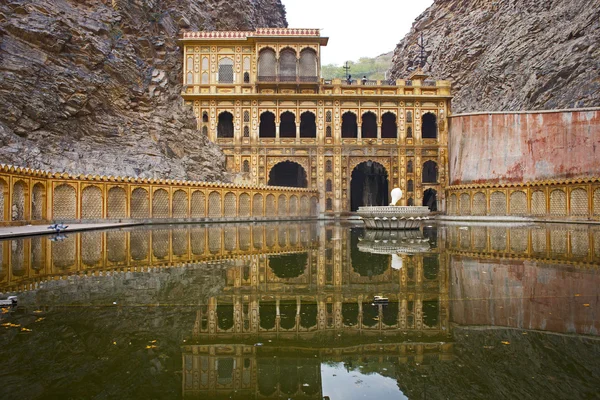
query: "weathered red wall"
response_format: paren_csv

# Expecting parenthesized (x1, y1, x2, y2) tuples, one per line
(449, 109, 600, 185)
(450, 257, 599, 335)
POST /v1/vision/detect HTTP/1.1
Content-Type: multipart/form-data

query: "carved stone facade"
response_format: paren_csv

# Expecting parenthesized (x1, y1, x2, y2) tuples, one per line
(181, 29, 451, 213)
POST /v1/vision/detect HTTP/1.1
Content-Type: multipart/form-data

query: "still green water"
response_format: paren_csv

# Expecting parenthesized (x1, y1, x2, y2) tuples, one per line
(0, 222, 598, 399)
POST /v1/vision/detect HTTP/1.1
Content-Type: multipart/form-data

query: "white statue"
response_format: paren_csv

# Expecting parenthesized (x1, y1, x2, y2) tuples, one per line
(390, 188, 403, 206)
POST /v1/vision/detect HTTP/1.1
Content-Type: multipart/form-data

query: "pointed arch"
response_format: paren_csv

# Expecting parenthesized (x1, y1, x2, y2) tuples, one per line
(361, 112, 377, 138)
(259, 111, 276, 138)
(300, 111, 316, 138)
(341, 112, 358, 138)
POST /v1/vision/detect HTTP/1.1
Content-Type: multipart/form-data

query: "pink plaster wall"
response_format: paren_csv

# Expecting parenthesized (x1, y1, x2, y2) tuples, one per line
(450, 257, 600, 335)
(449, 109, 600, 185)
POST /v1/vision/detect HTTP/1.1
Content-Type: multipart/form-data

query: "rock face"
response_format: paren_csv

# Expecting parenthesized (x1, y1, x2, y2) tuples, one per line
(389, 0, 600, 113)
(0, 0, 287, 180)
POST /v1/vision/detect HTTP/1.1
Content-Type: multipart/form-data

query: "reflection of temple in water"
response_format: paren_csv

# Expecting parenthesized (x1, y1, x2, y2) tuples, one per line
(182, 224, 451, 398)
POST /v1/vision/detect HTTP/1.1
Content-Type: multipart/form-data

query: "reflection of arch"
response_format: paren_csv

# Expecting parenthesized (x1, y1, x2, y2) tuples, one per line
(107, 231, 126, 263)
(423, 300, 439, 327)
(299, 111, 316, 138)
(422, 112, 437, 139)
(53, 184, 76, 220)
(342, 303, 359, 326)
(259, 303, 276, 330)
(422, 160, 438, 183)
(279, 111, 296, 138)
(269, 253, 307, 278)
(31, 182, 45, 220)
(217, 111, 234, 138)
(382, 302, 399, 326)
(299, 48, 317, 80)
(381, 112, 397, 138)
(362, 301, 379, 327)
(268, 161, 308, 188)
(217, 304, 234, 331)
(152, 189, 169, 218)
(407, 160, 413, 173)
(361, 111, 377, 138)
(350, 161, 389, 211)
(300, 302, 317, 328)
(279, 301, 297, 330)
(259, 111, 276, 138)
(341, 112, 358, 138)
(325, 159, 332, 173)
(423, 188, 438, 211)
(191, 190, 205, 217)
(130, 231, 149, 261)
(217, 57, 234, 83)
(12, 180, 26, 221)
(407, 179, 414, 192)
(107, 186, 127, 219)
(258, 48, 276, 79)
(172, 190, 188, 218)
(81, 186, 102, 219)
(350, 228, 390, 275)
(424, 255, 440, 279)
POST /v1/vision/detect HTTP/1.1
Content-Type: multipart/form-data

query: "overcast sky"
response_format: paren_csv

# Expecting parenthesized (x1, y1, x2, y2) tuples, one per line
(282, 0, 434, 65)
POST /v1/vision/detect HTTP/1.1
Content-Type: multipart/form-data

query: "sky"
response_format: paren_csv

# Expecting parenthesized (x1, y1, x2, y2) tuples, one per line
(282, 0, 434, 66)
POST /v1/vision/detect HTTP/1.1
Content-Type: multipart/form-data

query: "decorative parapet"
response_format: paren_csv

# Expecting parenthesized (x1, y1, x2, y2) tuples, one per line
(0, 164, 319, 224)
(181, 28, 321, 40)
(445, 177, 600, 221)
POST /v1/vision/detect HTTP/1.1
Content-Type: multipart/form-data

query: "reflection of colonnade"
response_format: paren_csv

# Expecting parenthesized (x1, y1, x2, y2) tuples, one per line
(0, 224, 319, 291)
(444, 223, 600, 266)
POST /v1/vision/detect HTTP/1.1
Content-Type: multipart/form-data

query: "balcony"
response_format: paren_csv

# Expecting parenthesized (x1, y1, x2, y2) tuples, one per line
(257, 75, 319, 83)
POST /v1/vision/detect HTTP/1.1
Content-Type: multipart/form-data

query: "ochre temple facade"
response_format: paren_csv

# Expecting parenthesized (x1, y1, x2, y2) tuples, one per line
(180, 28, 452, 213)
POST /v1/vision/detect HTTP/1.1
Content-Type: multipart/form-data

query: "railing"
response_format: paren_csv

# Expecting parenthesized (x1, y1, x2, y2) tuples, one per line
(257, 75, 319, 83)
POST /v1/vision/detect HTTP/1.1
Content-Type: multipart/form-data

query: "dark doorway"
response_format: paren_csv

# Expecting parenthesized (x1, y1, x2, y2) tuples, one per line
(280, 111, 296, 138)
(217, 112, 234, 138)
(423, 188, 437, 211)
(268, 161, 308, 188)
(422, 160, 438, 183)
(422, 112, 437, 139)
(259, 111, 276, 138)
(350, 161, 388, 211)
(381, 112, 397, 138)
(361, 112, 377, 138)
(341, 112, 358, 138)
(300, 112, 316, 138)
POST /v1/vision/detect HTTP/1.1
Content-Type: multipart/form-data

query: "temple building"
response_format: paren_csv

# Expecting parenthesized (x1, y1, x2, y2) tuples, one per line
(180, 28, 451, 213)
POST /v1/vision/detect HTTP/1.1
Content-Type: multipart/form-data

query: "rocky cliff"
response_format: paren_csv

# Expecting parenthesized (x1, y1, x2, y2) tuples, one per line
(389, 0, 600, 113)
(0, 0, 287, 180)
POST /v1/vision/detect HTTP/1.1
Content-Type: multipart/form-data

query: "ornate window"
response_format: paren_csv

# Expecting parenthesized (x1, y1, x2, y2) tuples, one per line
(422, 161, 437, 183)
(299, 48, 317, 81)
(361, 112, 377, 138)
(422, 113, 437, 139)
(279, 111, 296, 138)
(217, 112, 234, 138)
(341, 112, 358, 138)
(326, 179, 332, 192)
(381, 112, 397, 138)
(279, 48, 297, 81)
(218, 57, 234, 83)
(243, 160, 250, 173)
(258, 48, 276, 80)
(325, 160, 332, 173)
(300, 111, 316, 138)
(259, 111, 276, 138)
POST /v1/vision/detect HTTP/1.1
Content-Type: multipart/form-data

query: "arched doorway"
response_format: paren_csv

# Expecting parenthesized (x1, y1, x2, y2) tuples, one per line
(350, 161, 388, 211)
(268, 161, 308, 188)
(423, 188, 438, 211)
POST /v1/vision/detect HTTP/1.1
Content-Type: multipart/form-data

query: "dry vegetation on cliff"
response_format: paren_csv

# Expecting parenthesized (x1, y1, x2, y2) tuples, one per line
(0, 0, 287, 180)
(389, 0, 600, 113)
